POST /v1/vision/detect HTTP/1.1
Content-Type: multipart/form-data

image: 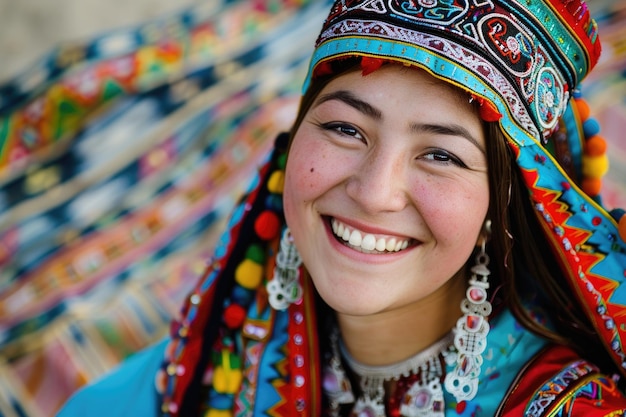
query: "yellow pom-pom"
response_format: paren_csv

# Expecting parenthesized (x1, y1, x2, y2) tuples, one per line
(205, 410, 232, 417)
(582, 154, 609, 179)
(234, 259, 263, 289)
(213, 366, 243, 394)
(267, 170, 285, 194)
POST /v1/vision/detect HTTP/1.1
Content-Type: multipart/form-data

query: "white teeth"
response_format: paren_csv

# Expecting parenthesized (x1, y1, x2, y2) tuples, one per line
(342, 227, 351, 241)
(348, 230, 362, 246)
(331, 218, 410, 253)
(362, 234, 377, 251)
(333, 220, 344, 237)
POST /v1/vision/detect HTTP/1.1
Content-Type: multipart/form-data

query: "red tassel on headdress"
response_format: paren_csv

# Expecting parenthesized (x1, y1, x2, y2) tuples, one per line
(471, 95, 503, 122)
(479, 101, 503, 122)
(314, 61, 334, 78)
(361, 56, 384, 76)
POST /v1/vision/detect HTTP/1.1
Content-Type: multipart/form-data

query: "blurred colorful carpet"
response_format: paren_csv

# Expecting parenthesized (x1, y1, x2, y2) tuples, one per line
(0, 1, 624, 416)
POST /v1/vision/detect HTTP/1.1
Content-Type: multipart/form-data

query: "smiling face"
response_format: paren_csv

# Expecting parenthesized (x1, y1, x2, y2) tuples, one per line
(283, 65, 490, 317)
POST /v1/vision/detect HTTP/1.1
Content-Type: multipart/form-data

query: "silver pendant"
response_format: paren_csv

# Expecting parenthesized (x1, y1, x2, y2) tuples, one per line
(351, 393, 386, 417)
(400, 378, 445, 417)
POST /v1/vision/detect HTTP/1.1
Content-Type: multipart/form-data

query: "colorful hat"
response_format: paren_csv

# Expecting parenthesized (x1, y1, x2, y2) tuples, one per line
(303, 0, 626, 376)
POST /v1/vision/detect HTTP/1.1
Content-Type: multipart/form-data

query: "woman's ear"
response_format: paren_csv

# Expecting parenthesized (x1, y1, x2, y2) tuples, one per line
(476, 219, 492, 247)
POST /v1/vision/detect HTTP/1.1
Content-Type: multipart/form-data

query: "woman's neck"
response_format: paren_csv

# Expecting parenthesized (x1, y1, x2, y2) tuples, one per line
(336, 270, 466, 366)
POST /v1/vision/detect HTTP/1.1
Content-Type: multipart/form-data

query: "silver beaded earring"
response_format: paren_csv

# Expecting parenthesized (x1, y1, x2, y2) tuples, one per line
(267, 228, 303, 310)
(444, 221, 492, 403)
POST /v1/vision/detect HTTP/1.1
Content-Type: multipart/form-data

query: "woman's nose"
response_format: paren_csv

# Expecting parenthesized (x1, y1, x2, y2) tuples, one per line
(345, 149, 408, 213)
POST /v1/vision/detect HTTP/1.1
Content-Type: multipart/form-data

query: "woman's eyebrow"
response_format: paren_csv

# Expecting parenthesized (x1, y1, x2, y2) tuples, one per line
(315, 90, 485, 155)
(315, 90, 382, 120)
(410, 122, 486, 155)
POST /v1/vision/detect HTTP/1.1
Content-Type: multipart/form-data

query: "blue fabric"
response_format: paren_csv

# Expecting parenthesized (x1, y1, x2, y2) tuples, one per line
(55, 307, 548, 416)
(446, 307, 548, 416)
(56, 338, 167, 417)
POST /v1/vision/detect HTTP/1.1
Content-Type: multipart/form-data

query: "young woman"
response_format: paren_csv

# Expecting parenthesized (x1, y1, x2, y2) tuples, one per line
(58, 0, 626, 415)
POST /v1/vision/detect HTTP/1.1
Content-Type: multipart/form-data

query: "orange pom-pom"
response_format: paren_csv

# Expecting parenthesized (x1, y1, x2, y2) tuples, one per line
(574, 98, 590, 121)
(619, 214, 626, 242)
(581, 177, 602, 196)
(585, 135, 607, 156)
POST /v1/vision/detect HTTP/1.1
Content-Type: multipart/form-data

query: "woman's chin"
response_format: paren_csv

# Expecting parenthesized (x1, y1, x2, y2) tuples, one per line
(315, 286, 391, 317)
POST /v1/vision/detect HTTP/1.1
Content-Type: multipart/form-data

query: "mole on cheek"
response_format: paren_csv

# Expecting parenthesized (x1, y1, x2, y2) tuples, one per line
(310, 167, 315, 173)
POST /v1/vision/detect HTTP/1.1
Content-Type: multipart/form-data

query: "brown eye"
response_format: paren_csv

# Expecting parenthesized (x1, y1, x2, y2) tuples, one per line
(421, 149, 466, 168)
(338, 125, 358, 136)
(321, 122, 365, 143)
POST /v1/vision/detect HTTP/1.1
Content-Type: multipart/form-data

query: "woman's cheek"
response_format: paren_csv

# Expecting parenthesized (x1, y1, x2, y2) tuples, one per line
(408, 178, 488, 239)
(287, 142, 332, 194)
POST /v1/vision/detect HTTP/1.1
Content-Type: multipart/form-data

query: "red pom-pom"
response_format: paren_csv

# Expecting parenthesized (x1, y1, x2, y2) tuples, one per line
(224, 304, 246, 329)
(254, 210, 280, 240)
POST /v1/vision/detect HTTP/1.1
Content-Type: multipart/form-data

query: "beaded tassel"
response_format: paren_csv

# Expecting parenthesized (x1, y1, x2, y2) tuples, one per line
(267, 228, 303, 310)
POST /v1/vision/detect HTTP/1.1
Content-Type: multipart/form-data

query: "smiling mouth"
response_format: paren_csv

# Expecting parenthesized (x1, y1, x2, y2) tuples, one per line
(330, 218, 413, 254)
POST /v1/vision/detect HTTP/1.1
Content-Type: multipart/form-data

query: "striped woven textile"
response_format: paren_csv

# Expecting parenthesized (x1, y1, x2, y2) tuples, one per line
(0, 0, 622, 416)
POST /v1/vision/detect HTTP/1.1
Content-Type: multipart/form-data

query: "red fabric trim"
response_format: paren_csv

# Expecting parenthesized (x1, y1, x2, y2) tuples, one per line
(168, 160, 273, 415)
(303, 274, 321, 415)
(169, 266, 219, 413)
(498, 344, 626, 416)
(498, 345, 579, 415)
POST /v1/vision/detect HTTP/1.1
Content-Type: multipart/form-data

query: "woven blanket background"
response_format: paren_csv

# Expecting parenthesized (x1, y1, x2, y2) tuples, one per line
(0, 1, 624, 416)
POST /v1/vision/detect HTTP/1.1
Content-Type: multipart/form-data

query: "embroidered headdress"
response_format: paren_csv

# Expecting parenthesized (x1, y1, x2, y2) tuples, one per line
(303, 0, 626, 377)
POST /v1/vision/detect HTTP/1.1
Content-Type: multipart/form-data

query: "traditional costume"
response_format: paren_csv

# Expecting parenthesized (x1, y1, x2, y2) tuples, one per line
(58, 0, 626, 416)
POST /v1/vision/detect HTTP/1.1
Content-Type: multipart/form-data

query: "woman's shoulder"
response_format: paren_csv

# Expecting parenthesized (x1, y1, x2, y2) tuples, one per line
(56, 338, 168, 417)
(497, 343, 626, 416)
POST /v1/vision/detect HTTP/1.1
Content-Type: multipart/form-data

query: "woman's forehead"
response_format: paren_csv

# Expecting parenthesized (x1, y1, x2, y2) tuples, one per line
(315, 65, 479, 118)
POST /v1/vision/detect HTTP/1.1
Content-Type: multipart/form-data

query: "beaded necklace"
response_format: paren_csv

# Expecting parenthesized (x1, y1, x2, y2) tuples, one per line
(323, 330, 454, 417)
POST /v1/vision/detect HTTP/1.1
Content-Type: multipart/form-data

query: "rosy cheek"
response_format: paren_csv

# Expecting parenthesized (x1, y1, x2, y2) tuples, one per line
(288, 146, 329, 193)
(410, 180, 486, 240)
(285, 160, 320, 206)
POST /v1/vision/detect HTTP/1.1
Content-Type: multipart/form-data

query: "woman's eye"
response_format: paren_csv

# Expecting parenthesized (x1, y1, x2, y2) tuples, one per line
(422, 150, 466, 167)
(322, 123, 364, 141)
